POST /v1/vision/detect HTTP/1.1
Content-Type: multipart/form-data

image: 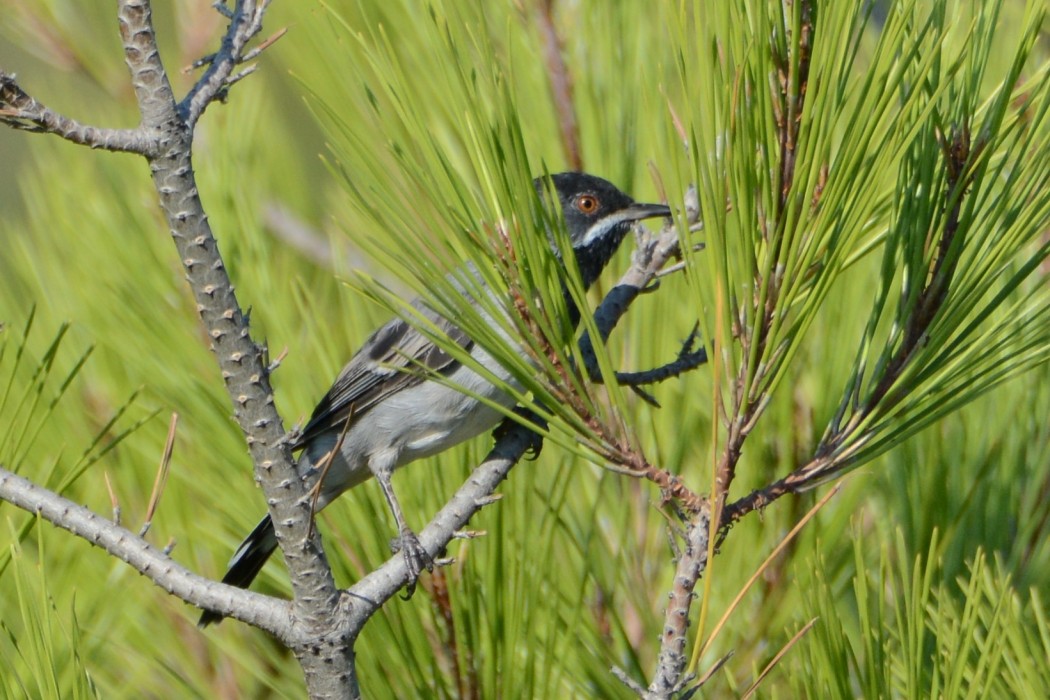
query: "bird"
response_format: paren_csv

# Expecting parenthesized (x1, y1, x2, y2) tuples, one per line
(198, 172, 670, 626)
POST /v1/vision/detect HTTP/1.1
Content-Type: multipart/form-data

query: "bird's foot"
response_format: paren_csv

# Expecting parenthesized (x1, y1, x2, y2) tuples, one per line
(492, 405, 547, 459)
(391, 527, 433, 599)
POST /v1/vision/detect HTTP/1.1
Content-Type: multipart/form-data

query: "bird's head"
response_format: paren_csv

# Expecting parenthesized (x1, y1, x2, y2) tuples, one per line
(536, 172, 670, 288)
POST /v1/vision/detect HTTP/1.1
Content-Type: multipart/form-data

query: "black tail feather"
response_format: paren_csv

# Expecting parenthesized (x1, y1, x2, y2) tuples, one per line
(198, 515, 278, 628)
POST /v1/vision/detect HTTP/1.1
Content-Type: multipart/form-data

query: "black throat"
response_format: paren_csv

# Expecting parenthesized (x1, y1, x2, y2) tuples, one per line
(574, 223, 631, 290)
(562, 221, 631, 329)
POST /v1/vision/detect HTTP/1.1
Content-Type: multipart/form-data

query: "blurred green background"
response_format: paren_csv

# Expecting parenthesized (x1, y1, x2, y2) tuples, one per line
(1, 1, 1049, 698)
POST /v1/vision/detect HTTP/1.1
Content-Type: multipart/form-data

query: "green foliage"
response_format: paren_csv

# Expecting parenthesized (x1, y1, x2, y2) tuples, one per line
(791, 531, 1050, 699)
(0, 318, 123, 700)
(829, 1, 1050, 467)
(0, 0, 1048, 698)
(0, 534, 100, 700)
(664, 0, 1050, 487)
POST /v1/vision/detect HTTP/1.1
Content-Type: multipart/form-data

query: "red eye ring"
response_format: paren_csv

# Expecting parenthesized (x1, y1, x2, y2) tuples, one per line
(574, 194, 599, 214)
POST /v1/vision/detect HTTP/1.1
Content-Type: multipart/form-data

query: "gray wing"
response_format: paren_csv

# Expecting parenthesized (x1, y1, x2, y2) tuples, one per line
(294, 303, 472, 449)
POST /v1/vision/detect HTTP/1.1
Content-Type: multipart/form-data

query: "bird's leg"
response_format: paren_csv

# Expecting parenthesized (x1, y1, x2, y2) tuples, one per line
(580, 321, 708, 403)
(373, 466, 432, 598)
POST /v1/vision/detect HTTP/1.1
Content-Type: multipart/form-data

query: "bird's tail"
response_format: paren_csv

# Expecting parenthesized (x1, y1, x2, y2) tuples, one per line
(198, 515, 278, 628)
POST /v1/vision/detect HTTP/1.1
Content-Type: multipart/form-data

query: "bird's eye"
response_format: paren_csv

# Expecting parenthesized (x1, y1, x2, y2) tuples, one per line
(574, 194, 600, 214)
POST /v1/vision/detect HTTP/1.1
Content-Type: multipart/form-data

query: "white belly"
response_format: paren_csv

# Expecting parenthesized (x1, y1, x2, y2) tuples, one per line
(302, 344, 520, 510)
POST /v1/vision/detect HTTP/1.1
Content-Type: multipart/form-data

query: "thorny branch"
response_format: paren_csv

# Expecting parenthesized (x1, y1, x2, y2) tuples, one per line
(1, 1, 353, 696)
(0, 466, 290, 635)
(0, 72, 156, 153)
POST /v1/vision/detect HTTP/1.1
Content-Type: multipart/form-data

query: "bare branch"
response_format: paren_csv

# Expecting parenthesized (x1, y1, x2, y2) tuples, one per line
(117, 0, 179, 131)
(0, 465, 290, 637)
(0, 72, 154, 153)
(181, 0, 273, 126)
(141, 412, 178, 537)
(112, 5, 343, 676)
(643, 509, 711, 699)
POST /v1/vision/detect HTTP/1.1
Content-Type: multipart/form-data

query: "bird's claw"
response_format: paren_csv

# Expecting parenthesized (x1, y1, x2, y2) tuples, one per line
(391, 528, 433, 599)
(492, 406, 547, 459)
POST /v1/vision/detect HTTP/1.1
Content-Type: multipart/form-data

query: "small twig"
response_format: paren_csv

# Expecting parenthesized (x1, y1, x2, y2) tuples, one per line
(103, 471, 121, 526)
(241, 27, 288, 64)
(696, 484, 840, 666)
(628, 385, 661, 408)
(452, 529, 486, 540)
(533, 0, 582, 170)
(688, 651, 735, 696)
(654, 243, 705, 280)
(141, 412, 178, 537)
(267, 346, 289, 373)
(212, 1, 235, 20)
(655, 261, 686, 279)
(740, 618, 818, 699)
(184, 52, 218, 73)
(307, 407, 356, 538)
(611, 665, 648, 695)
(224, 63, 258, 90)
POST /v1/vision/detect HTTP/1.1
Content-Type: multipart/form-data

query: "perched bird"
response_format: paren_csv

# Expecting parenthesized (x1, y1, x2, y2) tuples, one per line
(199, 172, 669, 626)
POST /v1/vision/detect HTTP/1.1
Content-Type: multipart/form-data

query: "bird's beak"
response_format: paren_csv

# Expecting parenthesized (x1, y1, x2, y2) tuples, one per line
(622, 201, 672, 222)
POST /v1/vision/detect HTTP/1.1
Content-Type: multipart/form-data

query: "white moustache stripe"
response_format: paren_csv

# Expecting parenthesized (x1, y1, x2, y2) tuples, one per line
(580, 211, 635, 247)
